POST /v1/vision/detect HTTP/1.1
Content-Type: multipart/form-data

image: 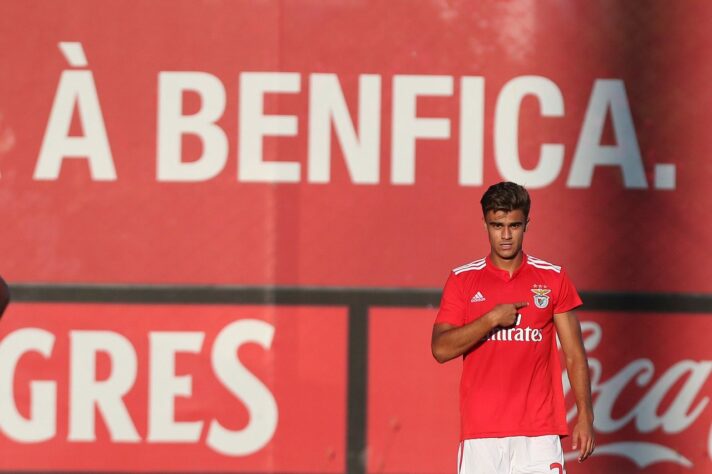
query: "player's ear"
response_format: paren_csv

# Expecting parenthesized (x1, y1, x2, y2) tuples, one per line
(524, 217, 530, 232)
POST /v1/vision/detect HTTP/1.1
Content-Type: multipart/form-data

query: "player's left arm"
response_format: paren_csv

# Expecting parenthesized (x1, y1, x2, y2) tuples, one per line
(554, 311, 595, 462)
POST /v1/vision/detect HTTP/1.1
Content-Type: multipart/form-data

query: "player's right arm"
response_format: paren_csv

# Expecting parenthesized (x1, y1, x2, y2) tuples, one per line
(431, 302, 527, 363)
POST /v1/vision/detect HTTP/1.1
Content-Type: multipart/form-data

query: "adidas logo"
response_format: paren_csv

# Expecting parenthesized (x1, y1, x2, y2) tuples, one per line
(471, 291, 486, 302)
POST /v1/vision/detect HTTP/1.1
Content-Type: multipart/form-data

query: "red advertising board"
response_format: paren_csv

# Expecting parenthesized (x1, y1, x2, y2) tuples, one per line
(0, 303, 347, 472)
(368, 309, 712, 474)
(0, 1, 710, 473)
(0, 1, 710, 292)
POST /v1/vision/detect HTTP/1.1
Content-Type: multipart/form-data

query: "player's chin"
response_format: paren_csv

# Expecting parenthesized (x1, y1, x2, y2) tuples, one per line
(496, 246, 518, 259)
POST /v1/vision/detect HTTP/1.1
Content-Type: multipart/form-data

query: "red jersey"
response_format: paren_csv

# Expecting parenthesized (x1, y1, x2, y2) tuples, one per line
(435, 253, 582, 440)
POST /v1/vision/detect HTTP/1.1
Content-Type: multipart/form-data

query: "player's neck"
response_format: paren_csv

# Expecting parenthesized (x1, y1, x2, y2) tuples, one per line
(489, 251, 524, 276)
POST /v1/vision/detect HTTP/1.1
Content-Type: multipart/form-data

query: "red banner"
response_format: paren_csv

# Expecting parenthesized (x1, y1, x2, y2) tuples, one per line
(0, 303, 347, 472)
(0, 1, 710, 292)
(0, 1, 710, 473)
(368, 309, 712, 474)
(1, 305, 710, 472)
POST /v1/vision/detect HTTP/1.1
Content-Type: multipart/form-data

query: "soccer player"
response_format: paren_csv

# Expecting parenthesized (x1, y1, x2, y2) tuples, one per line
(431, 182, 594, 474)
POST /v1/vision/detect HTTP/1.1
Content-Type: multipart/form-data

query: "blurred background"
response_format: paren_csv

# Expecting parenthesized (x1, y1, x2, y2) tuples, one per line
(0, 1, 710, 473)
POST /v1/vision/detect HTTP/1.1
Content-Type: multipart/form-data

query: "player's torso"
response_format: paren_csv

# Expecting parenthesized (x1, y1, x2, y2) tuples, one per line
(461, 262, 558, 346)
(452, 255, 571, 437)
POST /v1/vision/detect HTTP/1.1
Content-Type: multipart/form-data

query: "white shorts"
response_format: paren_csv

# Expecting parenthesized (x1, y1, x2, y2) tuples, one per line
(458, 435, 565, 474)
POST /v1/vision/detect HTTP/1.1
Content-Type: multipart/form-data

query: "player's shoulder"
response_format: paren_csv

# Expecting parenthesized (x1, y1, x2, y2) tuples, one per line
(526, 254, 562, 272)
(526, 254, 567, 276)
(451, 257, 488, 276)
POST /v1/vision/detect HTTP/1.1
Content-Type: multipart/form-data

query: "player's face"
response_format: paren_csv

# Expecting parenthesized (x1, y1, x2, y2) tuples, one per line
(483, 209, 527, 260)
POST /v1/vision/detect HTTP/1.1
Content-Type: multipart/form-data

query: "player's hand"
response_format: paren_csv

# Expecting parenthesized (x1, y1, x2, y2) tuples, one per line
(489, 302, 528, 327)
(571, 418, 595, 462)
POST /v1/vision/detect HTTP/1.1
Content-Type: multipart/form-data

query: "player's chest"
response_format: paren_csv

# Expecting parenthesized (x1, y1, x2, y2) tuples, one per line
(463, 275, 555, 327)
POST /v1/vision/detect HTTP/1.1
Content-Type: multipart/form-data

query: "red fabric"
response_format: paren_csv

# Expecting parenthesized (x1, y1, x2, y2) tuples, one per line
(434, 253, 582, 440)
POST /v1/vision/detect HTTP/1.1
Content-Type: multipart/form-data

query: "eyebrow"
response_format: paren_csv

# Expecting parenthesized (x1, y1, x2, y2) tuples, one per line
(487, 221, 523, 226)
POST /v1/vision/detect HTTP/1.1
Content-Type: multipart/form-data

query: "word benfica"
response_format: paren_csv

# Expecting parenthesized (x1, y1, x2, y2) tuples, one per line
(35, 43, 657, 189)
(483, 325, 543, 342)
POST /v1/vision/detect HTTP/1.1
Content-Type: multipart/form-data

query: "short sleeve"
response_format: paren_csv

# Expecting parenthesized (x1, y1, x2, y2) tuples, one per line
(554, 268, 583, 314)
(434, 271, 466, 327)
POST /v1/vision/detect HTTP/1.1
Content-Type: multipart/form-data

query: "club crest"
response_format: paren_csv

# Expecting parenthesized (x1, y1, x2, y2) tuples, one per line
(531, 285, 551, 309)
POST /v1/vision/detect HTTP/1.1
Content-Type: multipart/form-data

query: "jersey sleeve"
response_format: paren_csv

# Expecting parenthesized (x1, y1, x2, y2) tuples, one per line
(554, 268, 583, 314)
(434, 271, 467, 327)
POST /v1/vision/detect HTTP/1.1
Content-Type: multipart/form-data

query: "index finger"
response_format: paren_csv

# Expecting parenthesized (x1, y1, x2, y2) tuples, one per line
(578, 434, 589, 462)
(514, 301, 529, 309)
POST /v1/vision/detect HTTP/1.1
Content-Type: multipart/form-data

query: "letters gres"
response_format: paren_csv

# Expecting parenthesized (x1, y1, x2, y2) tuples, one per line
(0, 320, 276, 454)
(0, 304, 348, 472)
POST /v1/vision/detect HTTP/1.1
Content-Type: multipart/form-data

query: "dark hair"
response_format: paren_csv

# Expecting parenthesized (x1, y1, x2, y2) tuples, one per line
(480, 182, 531, 219)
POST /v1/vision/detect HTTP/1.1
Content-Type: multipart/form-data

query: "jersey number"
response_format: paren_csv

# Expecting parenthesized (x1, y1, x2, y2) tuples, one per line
(549, 462, 563, 474)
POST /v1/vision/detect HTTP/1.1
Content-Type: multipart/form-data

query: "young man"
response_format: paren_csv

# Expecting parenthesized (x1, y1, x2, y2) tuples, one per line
(432, 182, 594, 474)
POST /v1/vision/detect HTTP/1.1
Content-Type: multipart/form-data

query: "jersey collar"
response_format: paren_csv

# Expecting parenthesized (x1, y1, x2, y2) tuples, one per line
(485, 251, 528, 282)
